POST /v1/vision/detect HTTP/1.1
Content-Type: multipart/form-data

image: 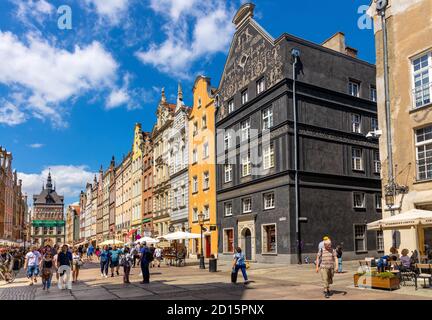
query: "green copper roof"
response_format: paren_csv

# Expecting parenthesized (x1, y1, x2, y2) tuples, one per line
(32, 220, 65, 227)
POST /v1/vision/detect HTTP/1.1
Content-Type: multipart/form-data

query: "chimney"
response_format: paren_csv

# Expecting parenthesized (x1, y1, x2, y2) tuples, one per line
(322, 32, 357, 58)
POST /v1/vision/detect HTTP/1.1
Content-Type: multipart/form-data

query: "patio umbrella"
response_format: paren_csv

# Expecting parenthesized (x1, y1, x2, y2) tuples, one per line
(99, 239, 124, 246)
(158, 231, 201, 241)
(135, 237, 159, 244)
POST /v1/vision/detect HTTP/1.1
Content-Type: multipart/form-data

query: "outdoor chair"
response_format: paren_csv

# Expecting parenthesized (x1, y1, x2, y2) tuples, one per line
(414, 264, 432, 290)
(399, 265, 417, 287)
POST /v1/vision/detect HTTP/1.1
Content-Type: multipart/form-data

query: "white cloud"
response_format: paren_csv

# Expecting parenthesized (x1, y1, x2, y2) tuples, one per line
(0, 31, 119, 126)
(11, 0, 55, 25)
(18, 165, 97, 201)
(0, 101, 26, 126)
(106, 88, 130, 109)
(84, 0, 130, 25)
(136, 0, 236, 78)
(28, 143, 44, 148)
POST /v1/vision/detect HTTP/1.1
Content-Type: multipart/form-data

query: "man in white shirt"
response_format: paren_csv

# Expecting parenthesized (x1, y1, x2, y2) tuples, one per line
(24, 246, 42, 286)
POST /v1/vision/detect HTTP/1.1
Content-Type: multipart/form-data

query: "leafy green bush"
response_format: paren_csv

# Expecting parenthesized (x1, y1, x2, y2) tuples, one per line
(355, 271, 396, 279)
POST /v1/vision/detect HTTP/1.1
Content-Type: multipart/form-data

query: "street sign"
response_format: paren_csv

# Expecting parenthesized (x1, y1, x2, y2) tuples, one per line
(209, 226, 217, 231)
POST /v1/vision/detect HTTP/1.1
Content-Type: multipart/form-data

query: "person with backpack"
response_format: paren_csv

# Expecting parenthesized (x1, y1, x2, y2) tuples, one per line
(120, 247, 133, 284)
(99, 246, 110, 278)
(316, 239, 338, 298)
(140, 242, 153, 284)
(231, 247, 249, 284)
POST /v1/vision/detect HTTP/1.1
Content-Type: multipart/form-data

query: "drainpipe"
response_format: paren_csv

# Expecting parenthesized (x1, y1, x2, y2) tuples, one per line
(291, 48, 302, 264)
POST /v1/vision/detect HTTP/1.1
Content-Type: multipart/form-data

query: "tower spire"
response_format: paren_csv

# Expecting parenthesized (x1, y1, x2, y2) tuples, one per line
(178, 83, 183, 101)
(46, 170, 53, 191)
(161, 87, 166, 103)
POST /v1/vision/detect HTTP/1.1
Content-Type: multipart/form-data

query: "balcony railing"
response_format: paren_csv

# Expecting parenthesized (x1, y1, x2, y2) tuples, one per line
(413, 83, 431, 109)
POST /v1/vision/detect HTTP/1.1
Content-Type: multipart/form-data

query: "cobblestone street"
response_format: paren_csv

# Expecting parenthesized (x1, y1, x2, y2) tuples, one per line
(1, 260, 432, 300)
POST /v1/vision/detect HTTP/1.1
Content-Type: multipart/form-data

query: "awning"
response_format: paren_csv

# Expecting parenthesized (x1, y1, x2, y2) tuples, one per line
(158, 231, 201, 241)
(367, 209, 432, 230)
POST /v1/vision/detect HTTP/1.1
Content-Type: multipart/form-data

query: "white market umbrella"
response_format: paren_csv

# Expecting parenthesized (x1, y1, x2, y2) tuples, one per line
(158, 231, 201, 241)
(99, 239, 124, 246)
(135, 237, 160, 244)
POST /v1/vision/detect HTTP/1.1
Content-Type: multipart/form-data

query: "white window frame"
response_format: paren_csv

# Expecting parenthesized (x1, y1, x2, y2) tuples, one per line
(242, 198, 252, 213)
(192, 176, 198, 193)
(375, 193, 382, 210)
(263, 192, 275, 210)
(411, 52, 431, 109)
(257, 78, 265, 95)
(352, 148, 363, 171)
(241, 152, 251, 177)
(354, 224, 367, 253)
(203, 171, 209, 190)
(223, 228, 234, 253)
(349, 81, 360, 97)
(241, 119, 250, 142)
(415, 125, 432, 181)
(263, 143, 275, 170)
(192, 148, 198, 164)
(262, 223, 277, 254)
(224, 202, 233, 217)
(376, 230, 384, 252)
(228, 100, 234, 113)
(241, 90, 248, 105)
(224, 132, 232, 150)
(224, 164, 233, 183)
(370, 86, 377, 102)
(351, 114, 362, 133)
(192, 208, 198, 222)
(262, 106, 273, 130)
(371, 118, 379, 131)
(373, 150, 381, 174)
(193, 122, 198, 136)
(203, 205, 209, 220)
(202, 115, 207, 129)
(353, 192, 365, 209)
(203, 142, 209, 159)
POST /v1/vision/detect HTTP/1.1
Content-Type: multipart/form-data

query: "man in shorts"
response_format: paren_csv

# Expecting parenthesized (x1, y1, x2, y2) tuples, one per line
(24, 246, 42, 286)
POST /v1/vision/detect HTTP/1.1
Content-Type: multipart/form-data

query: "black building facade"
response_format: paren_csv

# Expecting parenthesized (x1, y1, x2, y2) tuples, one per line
(215, 3, 382, 263)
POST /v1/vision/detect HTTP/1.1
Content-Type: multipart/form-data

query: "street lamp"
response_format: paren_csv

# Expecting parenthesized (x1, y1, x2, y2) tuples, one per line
(198, 211, 205, 269)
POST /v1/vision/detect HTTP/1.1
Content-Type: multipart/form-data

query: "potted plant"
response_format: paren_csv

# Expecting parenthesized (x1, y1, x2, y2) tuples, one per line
(354, 271, 400, 291)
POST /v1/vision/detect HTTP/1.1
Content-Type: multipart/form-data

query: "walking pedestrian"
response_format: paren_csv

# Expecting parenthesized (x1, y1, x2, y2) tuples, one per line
(109, 245, 121, 277)
(140, 242, 152, 284)
(57, 245, 73, 290)
(40, 252, 54, 291)
(99, 246, 110, 278)
(131, 243, 141, 268)
(316, 239, 338, 298)
(87, 244, 94, 262)
(24, 246, 42, 286)
(72, 248, 83, 283)
(336, 245, 343, 273)
(154, 247, 162, 268)
(121, 247, 133, 284)
(95, 247, 101, 261)
(231, 247, 249, 284)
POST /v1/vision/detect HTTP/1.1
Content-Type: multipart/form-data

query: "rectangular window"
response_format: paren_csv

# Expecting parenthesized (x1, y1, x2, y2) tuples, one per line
(241, 152, 251, 177)
(203, 171, 209, 190)
(376, 230, 384, 251)
(352, 148, 363, 171)
(192, 208, 198, 222)
(374, 150, 381, 174)
(412, 53, 430, 108)
(192, 176, 198, 193)
(224, 132, 232, 150)
(354, 225, 367, 252)
(241, 90, 248, 105)
(371, 118, 379, 131)
(264, 192, 275, 210)
(262, 107, 273, 130)
(416, 125, 432, 180)
(370, 86, 377, 102)
(224, 164, 233, 183)
(181, 186, 186, 206)
(257, 78, 265, 95)
(193, 122, 198, 136)
(375, 194, 382, 210)
(263, 143, 275, 170)
(351, 114, 361, 133)
(192, 148, 198, 164)
(203, 205, 209, 220)
(241, 119, 250, 142)
(228, 100, 234, 113)
(203, 142, 209, 159)
(353, 192, 365, 208)
(202, 115, 207, 129)
(224, 202, 233, 217)
(224, 229, 234, 253)
(349, 81, 360, 97)
(242, 198, 252, 213)
(262, 224, 276, 254)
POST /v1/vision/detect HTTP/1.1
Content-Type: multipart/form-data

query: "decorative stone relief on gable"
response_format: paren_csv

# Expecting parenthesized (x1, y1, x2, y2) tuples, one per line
(218, 25, 283, 121)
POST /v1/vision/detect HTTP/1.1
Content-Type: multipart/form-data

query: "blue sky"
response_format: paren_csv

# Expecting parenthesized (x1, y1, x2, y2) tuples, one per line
(0, 0, 375, 206)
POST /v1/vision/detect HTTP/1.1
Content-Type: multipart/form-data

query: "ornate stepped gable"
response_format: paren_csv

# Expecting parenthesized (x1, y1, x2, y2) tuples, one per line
(217, 4, 284, 121)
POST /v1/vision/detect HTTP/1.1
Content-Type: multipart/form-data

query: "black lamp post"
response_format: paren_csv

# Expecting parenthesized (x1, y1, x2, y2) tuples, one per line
(198, 211, 205, 269)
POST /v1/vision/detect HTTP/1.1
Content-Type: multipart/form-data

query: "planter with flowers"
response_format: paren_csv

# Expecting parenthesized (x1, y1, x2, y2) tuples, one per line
(354, 271, 400, 291)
